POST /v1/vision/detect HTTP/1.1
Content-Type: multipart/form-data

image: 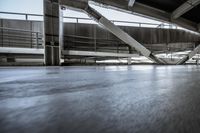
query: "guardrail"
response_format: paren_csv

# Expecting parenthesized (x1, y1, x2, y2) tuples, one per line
(63, 16, 176, 28)
(0, 27, 43, 49)
(0, 11, 176, 29)
(0, 11, 43, 21)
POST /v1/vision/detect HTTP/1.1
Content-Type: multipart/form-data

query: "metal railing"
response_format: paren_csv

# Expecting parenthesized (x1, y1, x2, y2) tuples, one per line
(64, 16, 176, 28)
(64, 34, 129, 53)
(0, 11, 43, 21)
(0, 27, 43, 48)
(0, 11, 176, 29)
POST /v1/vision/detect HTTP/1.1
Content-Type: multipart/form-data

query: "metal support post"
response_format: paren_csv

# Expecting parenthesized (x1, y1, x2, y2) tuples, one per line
(36, 32, 39, 49)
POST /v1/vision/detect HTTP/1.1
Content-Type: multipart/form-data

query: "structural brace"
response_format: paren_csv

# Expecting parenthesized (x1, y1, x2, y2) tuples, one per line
(85, 6, 166, 64)
(176, 44, 200, 65)
(60, 0, 166, 64)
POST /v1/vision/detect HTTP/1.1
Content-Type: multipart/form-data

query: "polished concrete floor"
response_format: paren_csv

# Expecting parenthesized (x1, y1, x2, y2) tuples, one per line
(1, 65, 200, 133)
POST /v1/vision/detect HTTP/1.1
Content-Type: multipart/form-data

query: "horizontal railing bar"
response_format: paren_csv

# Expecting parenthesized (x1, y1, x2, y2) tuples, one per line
(0, 11, 172, 28)
(0, 27, 41, 34)
(1, 34, 43, 39)
(65, 35, 121, 42)
(1, 33, 40, 37)
(0, 44, 43, 47)
(66, 47, 129, 51)
(1, 39, 42, 43)
(2, 38, 42, 43)
(0, 41, 42, 45)
(113, 20, 167, 26)
(64, 16, 170, 26)
(65, 40, 124, 45)
(0, 11, 43, 17)
(65, 39, 124, 45)
(63, 16, 91, 20)
(0, 30, 42, 35)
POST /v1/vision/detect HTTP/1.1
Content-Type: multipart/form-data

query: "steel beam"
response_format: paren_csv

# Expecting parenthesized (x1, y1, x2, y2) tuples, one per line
(172, 0, 200, 20)
(0, 48, 139, 59)
(59, 0, 88, 10)
(176, 44, 200, 65)
(60, 0, 198, 31)
(59, 0, 165, 64)
(0, 47, 44, 55)
(84, 6, 165, 64)
(128, 0, 135, 7)
(91, 0, 198, 32)
(62, 50, 139, 58)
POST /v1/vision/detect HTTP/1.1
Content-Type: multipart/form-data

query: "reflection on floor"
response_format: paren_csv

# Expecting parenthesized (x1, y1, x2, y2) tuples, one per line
(1, 65, 200, 133)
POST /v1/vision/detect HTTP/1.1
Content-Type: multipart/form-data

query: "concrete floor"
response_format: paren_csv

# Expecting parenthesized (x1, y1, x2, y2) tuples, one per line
(1, 65, 200, 133)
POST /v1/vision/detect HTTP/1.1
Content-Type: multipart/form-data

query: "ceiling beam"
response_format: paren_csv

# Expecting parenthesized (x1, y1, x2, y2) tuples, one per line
(128, 0, 135, 7)
(60, 0, 199, 32)
(91, 0, 198, 32)
(172, 0, 200, 19)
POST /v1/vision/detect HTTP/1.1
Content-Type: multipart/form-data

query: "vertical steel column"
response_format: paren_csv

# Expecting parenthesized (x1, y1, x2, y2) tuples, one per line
(59, 5, 64, 65)
(43, 0, 63, 66)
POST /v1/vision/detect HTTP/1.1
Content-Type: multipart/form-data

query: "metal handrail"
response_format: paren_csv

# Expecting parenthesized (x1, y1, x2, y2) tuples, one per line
(0, 11, 173, 28)
(0, 11, 43, 20)
(64, 16, 171, 27)
(0, 11, 43, 16)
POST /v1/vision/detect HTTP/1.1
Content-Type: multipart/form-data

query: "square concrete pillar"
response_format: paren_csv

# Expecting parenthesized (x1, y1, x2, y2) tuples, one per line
(43, 0, 63, 66)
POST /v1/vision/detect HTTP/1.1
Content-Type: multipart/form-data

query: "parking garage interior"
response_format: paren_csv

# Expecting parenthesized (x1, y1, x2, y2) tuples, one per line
(1, 0, 200, 133)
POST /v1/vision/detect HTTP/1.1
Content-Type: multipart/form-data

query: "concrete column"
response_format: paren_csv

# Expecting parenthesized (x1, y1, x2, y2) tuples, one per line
(43, 0, 63, 66)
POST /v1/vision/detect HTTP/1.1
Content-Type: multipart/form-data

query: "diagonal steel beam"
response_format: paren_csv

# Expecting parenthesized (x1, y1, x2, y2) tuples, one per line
(59, 0, 166, 64)
(176, 44, 200, 65)
(85, 6, 166, 64)
(91, 0, 198, 32)
(60, 0, 198, 32)
(172, 0, 200, 20)
(128, 0, 135, 7)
